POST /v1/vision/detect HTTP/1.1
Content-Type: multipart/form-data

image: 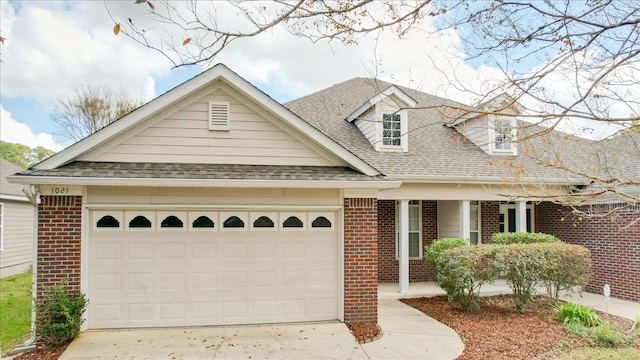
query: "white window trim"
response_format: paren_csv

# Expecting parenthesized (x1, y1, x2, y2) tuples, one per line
(488, 115, 518, 155)
(395, 200, 422, 260)
(499, 202, 535, 233)
(374, 103, 409, 152)
(470, 201, 482, 245)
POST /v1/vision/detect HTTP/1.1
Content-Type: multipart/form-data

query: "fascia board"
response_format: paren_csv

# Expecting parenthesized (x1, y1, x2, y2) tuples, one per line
(7, 175, 401, 190)
(346, 86, 417, 123)
(386, 174, 582, 186)
(0, 194, 30, 202)
(221, 69, 381, 176)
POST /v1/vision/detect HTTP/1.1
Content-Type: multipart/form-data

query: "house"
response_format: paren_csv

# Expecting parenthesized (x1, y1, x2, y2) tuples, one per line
(8, 64, 639, 330)
(1, 159, 35, 278)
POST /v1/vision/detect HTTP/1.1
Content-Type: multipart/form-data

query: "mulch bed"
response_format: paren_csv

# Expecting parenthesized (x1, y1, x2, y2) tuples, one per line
(11, 345, 67, 360)
(402, 294, 583, 360)
(346, 322, 382, 343)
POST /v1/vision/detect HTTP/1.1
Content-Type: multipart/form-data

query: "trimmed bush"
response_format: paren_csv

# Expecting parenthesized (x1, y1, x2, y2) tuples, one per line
(424, 238, 469, 263)
(494, 243, 547, 312)
(36, 282, 88, 346)
(541, 243, 591, 300)
(489, 232, 561, 245)
(435, 244, 500, 311)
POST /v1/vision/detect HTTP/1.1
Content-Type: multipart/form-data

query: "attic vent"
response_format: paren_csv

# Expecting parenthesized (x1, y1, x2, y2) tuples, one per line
(208, 102, 230, 130)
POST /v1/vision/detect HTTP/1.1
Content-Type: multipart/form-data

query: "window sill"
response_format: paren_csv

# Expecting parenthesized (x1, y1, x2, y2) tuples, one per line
(490, 149, 516, 156)
(379, 145, 404, 152)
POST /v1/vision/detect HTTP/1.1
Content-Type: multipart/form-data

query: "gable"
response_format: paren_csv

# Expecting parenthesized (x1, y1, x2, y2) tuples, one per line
(78, 81, 341, 167)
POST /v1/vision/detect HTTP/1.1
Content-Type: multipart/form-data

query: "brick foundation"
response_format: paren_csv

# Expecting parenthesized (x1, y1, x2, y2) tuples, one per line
(344, 198, 378, 323)
(536, 202, 640, 302)
(37, 195, 82, 298)
(377, 200, 437, 282)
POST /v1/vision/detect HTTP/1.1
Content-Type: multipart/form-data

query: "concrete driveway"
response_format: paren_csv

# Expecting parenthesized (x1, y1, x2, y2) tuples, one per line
(59, 322, 367, 360)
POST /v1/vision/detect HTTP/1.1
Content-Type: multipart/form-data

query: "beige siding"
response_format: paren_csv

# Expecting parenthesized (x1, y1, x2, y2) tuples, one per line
(87, 186, 341, 207)
(85, 84, 338, 166)
(437, 200, 460, 239)
(0, 200, 34, 278)
(459, 117, 490, 152)
(354, 108, 377, 148)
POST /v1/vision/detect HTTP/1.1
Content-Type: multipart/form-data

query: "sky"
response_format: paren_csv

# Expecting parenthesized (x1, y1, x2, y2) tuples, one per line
(0, 1, 627, 153)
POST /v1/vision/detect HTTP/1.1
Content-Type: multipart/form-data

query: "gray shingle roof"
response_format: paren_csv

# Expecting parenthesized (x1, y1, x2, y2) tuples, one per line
(1, 159, 26, 197)
(15, 162, 388, 182)
(285, 78, 597, 183)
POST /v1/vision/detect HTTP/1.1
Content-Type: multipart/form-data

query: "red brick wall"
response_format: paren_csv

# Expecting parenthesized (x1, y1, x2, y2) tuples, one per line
(37, 195, 82, 297)
(536, 202, 640, 302)
(344, 198, 378, 323)
(481, 201, 500, 244)
(377, 200, 437, 282)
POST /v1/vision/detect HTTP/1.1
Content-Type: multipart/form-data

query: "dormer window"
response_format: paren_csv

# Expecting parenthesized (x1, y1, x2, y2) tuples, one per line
(382, 113, 402, 146)
(494, 118, 512, 150)
(346, 85, 417, 153)
(489, 116, 517, 155)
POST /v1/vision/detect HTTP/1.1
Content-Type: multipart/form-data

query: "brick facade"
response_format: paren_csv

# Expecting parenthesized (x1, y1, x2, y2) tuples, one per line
(536, 202, 640, 302)
(343, 198, 378, 323)
(37, 195, 82, 297)
(481, 201, 500, 244)
(377, 200, 437, 283)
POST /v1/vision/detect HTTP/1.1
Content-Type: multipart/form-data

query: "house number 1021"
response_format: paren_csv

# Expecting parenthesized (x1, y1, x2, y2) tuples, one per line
(50, 187, 70, 194)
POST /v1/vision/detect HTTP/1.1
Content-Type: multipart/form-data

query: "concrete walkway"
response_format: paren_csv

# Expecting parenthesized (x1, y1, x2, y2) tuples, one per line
(55, 281, 639, 360)
(380, 281, 640, 321)
(362, 299, 464, 359)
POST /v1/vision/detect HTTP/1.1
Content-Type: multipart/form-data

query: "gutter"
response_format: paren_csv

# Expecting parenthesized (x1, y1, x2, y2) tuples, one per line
(7, 175, 402, 190)
(10, 186, 40, 354)
(385, 174, 583, 186)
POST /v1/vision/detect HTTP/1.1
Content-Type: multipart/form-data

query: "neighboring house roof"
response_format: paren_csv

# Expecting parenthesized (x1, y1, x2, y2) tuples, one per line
(285, 78, 582, 184)
(16, 162, 393, 188)
(1, 159, 28, 201)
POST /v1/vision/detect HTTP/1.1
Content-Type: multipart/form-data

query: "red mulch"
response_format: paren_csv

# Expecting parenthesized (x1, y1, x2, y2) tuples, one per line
(347, 322, 382, 343)
(402, 294, 583, 360)
(11, 345, 67, 360)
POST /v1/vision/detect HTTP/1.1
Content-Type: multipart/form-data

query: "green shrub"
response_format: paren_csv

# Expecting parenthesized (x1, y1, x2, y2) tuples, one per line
(554, 302, 603, 327)
(435, 244, 500, 311)
(541, 244, 591, 300)
(494, 243, 547, 312)
(35, 282, 88, 346)
(489, 232, 561, 245)
(425, 238, 469, 263)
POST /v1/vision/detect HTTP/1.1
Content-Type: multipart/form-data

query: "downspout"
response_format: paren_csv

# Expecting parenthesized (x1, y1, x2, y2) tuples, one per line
(12, 185, 40, 353)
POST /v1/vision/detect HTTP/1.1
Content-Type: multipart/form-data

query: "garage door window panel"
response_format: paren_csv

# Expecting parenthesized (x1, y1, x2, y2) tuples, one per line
(221, 212, 248, 231)
(158, 212, 186, 231)
(189, 212, 218, 231)
(94, 211, 123, 231)
(126, 212, 155, 230)
(309, 213, 335, 230)
(281, 213, 306, 230)
(250, 212, 277, 230)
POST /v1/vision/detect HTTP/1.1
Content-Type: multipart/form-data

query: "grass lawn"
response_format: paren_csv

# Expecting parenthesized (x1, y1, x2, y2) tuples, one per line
(0, 270, 32, 355)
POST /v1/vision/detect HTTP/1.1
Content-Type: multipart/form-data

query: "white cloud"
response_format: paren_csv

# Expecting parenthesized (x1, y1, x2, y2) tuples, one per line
(0, 1, 163, 102)
(0, 105, 64, 151)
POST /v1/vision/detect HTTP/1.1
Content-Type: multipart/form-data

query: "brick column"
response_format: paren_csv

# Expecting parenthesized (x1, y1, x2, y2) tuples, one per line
(344, 198, 378, 323)
(37, 195, 82, 297)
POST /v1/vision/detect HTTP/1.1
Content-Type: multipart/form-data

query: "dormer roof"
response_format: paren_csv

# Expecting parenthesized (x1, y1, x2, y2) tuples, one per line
(345, 85, 418, 122)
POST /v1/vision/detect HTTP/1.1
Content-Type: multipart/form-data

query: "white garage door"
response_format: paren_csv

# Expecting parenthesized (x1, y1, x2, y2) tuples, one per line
(87, 210, 339, 329)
